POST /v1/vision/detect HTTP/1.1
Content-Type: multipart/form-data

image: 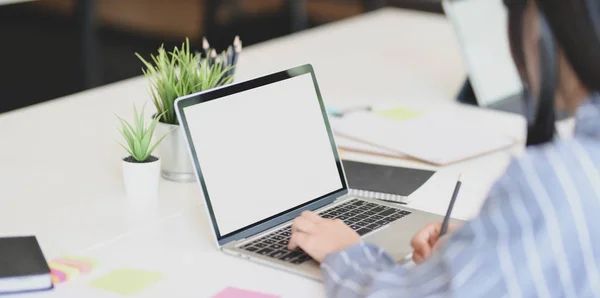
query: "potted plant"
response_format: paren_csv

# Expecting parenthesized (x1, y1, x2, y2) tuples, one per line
(136, 37, 242, 182)
(116, 105, 170, 198)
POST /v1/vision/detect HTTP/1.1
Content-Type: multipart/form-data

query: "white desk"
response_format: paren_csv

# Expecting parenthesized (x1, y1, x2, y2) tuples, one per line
(0, 0, 34, 5)
(0, 8, 525, 298)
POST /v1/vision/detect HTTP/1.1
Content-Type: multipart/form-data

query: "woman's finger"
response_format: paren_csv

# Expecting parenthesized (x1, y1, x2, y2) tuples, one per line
(411, 223, 439, 250)
(413, 252, 425, 264)
(288, 230, 309, 251)
(292, 216, 316, 234)
(301, 210, 325, 223)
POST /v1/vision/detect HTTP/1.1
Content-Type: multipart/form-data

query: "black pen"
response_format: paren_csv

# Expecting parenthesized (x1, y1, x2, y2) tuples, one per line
(439, 173, 462, 237)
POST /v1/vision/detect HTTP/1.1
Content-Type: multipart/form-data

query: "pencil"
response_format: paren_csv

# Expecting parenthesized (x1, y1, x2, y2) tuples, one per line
(439, 173, 462, 237)
(202, 37, 210, 58)
(227, 46, 233, 65)
(234, 35, 241, 48)
(226, 46, 234, 76)
(230, 42, 241, 78)
(232, 42, 241, 66)
(209, 49, 217, 67)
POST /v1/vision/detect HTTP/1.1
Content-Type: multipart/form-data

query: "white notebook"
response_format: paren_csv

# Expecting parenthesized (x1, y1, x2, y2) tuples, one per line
(334, 135, 405, 157)
(330, 111, 514, 165)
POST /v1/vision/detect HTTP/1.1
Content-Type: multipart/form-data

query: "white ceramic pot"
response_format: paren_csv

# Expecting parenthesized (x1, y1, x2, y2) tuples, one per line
(122, 156, 161, 199)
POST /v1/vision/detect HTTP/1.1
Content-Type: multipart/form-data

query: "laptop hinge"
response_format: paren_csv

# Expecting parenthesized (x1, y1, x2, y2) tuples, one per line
(336, 193, 352, 202)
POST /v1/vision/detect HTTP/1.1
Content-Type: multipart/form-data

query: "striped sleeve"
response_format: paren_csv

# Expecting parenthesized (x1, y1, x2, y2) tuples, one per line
(320, 163, 527, 298)
(321, 242, 398, 297)
(320, 96, 600, 297)
(321, 138, 600, 298)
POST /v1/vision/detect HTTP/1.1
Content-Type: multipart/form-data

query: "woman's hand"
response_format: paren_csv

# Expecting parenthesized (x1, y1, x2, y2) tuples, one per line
(288, 211, 360, 262)
(410, 222, 461, 263)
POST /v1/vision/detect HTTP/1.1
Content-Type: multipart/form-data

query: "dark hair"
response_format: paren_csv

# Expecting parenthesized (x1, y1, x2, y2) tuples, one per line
(539, 0, 600, 90)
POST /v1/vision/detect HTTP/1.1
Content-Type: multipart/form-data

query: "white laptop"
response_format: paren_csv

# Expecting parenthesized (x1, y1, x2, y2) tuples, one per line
(174, 64, 444, 280)
(443, 0, 524, 108)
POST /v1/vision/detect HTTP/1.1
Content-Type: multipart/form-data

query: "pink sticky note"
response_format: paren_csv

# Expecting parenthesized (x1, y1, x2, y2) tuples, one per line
(50, 269, 67, 283)
(212, 287, 280, 298)
(53, 258, 93, 273)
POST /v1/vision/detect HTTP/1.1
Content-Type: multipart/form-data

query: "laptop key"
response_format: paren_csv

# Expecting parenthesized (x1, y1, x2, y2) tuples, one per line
(379, 209, 396, 217)
(345, 211, 358, 217)
(242, 242, 255, 248)
(350, 225, 361, 231)
(400, 210, 412, 215)
(292, 255, 311, 264)
(352, 200, 366, 206)
(281, 231, 291, 237)
(257, 248, 274, 255)
(269, 250, 288, 259)
(271, 244, 283, 250)
(272, 235, 285, 241)
(366, 203, 378, 208)
(367, 223, 382, 230)
(385, 216, 399, 222)
(371, 206, 386, 213)
(280, 251, 302, 262)
(245, 246, 259, 252)
(264, 239, 275, 245)
(279, 239, 289, 245)
(354, 214, 368, 220)
(329, 211, 341, 216)
(337, 208, 349, 213)
(322, 214, 333, 219)
(337, 215, 348, 220)
(345, 205, 357, 210)
(377, 220, 391, 226)
(355, 206, 370, 212)
(364, 210, 377, 216)
(356, 228, 372, 236)
(362, 218, 376, 224)
(255, 243, 267, 248)
(389, 214, 402, 220)
(371, 215, 384, 220)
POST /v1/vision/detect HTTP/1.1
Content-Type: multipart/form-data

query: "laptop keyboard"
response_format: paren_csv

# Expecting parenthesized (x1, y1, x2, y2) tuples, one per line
(239, 199, 411, 264)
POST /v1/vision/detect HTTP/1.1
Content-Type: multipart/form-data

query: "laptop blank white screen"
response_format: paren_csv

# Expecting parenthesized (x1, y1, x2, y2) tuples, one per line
(183, 73, 344, 236)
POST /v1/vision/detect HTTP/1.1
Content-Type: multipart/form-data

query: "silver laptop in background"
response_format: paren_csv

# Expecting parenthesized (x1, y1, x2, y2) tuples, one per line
(175, 64, 445, 280)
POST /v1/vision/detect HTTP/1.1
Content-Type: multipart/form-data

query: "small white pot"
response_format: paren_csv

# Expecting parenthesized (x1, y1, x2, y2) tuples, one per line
(122, 156, 161, 199)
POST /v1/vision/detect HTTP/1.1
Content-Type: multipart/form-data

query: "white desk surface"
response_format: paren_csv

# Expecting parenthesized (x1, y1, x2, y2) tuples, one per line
(0, 8, 528, 298)
(0, 0, 34, 6)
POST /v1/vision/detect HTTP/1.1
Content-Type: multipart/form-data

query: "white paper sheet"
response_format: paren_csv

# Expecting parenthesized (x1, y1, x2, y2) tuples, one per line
(334, 135, 405, 157)
(330, 112, 514, 165)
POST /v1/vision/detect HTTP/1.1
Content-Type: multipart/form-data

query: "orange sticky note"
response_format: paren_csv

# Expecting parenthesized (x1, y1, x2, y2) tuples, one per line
(48, 262, 80, 280)
(53, 258, 93, 273)
(50, 268, 67, 283)
(60, 256, 98, 269)
(51, 274, 61, 285)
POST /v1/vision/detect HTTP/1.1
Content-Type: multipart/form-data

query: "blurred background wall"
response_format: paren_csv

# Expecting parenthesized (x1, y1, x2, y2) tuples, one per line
(0, 0, 442, 114)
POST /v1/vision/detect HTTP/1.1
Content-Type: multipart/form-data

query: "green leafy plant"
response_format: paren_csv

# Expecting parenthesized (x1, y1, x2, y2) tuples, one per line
(135, 38, 234, 125)
(116, 104, 170, 163)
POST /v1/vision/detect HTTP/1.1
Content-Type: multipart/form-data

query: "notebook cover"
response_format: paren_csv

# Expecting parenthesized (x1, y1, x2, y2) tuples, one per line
(342, 160, 435, 197)
(0, 236, 51, 280)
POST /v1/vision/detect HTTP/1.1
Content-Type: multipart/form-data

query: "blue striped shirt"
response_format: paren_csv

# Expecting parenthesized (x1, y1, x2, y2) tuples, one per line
(322, 94, 600, 297)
